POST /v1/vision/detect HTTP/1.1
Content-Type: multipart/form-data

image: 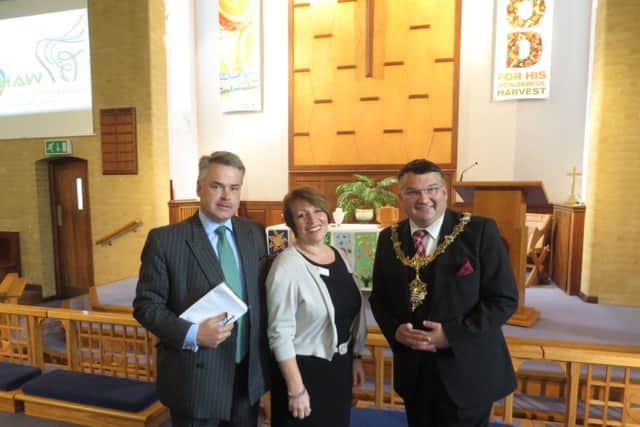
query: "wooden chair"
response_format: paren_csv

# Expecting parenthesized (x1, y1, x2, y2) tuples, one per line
(525, 213, 552, 287)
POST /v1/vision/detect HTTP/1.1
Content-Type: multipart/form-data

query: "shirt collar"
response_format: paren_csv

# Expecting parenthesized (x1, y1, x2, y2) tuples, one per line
(198, 209, 234, 236)
(409, 212, 445, 241)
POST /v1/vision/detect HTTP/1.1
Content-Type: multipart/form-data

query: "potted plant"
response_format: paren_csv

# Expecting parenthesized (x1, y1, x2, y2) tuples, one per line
(335, 174, 397, 222)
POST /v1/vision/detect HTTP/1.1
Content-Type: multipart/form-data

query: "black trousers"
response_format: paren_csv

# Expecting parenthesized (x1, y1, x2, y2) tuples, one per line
(402, 354, 492, 427)
(170, 357, 258, 427)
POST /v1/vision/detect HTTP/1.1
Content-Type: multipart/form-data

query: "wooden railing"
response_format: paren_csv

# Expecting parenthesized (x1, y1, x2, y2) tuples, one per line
(360, 330, 640, 426)
(95, 219, 142, 246)
(0, 304, 167, 425)
(507, 339, 640, 426)
(3, 303, 639, 426)
(0, 304, 156, 379)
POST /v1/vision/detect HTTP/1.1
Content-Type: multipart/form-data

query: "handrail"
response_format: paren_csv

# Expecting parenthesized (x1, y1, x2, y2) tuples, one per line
(95, 219, 142, 246)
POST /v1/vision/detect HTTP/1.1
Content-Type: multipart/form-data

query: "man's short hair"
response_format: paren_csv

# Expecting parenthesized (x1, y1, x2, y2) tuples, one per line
(282, 187, 331, 235)
(398, 159, 444, 183)
(198, 151, 246, 181)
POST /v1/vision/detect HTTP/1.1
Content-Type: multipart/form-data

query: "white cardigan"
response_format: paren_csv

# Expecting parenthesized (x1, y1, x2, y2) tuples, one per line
(266, 245, 367, 362)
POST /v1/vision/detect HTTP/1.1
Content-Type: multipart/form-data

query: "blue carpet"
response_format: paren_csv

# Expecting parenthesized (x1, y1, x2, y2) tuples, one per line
(350, 407, 513, 427)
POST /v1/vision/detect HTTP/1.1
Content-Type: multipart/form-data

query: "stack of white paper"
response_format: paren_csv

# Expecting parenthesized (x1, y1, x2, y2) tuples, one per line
(179, 282, 248, 324)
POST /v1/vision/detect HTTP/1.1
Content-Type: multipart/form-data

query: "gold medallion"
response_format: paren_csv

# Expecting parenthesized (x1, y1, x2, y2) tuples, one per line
(391, 213, 471, 311)
(408, 272, 428, 311)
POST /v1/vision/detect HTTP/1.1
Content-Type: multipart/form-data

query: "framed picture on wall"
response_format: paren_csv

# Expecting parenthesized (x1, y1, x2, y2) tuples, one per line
(218, 0, 262, 112)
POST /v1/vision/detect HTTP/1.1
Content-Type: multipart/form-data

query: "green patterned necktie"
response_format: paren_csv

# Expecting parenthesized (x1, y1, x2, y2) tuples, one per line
(215, 226, 247, 363)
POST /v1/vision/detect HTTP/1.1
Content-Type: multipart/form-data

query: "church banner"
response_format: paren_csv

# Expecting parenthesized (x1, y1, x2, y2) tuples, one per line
(493, 0, 553, 101)
(218, 0, 262, 112)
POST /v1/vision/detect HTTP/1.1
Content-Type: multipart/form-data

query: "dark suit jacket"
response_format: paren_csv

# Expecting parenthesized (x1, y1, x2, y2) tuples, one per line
(370, 209, 518, 408)
(133, 213, 269, 420)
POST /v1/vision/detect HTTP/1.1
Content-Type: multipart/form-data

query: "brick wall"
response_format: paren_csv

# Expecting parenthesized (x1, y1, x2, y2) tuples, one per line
(581, 0, 640, 305)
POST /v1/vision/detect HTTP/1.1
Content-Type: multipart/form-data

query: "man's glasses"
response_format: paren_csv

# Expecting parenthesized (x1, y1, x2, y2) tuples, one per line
(401, 185, 443, 198)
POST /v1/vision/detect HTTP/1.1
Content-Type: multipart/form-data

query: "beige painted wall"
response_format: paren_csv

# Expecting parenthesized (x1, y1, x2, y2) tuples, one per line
(581, 0, 640, 305)
(0, 0, 169, 297)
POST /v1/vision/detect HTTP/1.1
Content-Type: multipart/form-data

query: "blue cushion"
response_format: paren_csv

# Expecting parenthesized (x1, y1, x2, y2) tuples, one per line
(0, 362, 41, 391)
(350, 407, 407, 427)
(22, 370, 157, 412)
(350, 407, 513, 427)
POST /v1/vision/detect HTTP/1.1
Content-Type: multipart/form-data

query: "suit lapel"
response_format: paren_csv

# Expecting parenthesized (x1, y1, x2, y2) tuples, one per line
(428, 209, 461, 309)
(185, 214, 224, 289)
(393, 220, 414, 311)
(436, 209, 458, 246)
(398, 220, 416, 258)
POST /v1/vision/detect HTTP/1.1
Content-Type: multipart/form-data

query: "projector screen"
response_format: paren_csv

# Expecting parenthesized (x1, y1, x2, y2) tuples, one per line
(0, 0, 93, 139)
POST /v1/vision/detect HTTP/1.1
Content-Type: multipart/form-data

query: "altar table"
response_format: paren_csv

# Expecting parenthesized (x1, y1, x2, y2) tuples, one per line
(266, 223, 381, 289)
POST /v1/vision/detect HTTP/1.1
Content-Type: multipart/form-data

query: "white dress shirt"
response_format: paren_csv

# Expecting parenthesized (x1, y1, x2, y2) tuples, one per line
(409, 213, 445, 255)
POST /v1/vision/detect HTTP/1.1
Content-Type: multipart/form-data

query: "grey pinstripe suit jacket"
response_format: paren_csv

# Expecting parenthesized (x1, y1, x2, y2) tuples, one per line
(133, 213, 270, 420)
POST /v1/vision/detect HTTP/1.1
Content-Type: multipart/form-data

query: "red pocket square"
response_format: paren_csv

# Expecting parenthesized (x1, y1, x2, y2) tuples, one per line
(456, 259, 474, 276)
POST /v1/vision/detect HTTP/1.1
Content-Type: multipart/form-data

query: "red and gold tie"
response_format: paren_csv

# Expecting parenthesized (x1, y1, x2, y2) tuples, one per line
(412, 229, 427, 257)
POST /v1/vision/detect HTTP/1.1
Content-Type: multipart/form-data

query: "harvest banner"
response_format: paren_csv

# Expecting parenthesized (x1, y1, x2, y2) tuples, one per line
(493, 0, 553, 101)
(218, 0, 261, 112)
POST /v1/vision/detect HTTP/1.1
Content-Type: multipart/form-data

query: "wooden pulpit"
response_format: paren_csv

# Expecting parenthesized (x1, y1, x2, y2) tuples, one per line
(453, 181, 548, 327)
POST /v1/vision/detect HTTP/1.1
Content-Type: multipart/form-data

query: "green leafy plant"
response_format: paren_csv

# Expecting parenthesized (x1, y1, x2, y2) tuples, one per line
(335, 174, 397, 220)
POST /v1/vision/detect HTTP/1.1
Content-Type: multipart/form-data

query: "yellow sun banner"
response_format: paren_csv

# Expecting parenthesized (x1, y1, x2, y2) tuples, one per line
(218, 0, 261, 112)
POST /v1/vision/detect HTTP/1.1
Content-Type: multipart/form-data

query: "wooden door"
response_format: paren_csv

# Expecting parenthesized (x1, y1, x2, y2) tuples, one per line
(49, 158, 94, 297)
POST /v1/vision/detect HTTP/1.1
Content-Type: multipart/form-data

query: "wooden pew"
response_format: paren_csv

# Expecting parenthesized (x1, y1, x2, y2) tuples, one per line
(15, 308, 169, 427)
(0, 273, 17, 295)
(0, 273, 27, 304)
(501, 337, 640, 426)
(544, 345, 640, 426)
(353, 327, 403, 409)
(359, 330, 640, 426)
(88, 285, 134, 314)
(0, 304, 47, 412)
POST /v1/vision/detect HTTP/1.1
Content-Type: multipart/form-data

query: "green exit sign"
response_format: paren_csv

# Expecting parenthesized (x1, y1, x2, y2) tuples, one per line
(45, 139, 72, 156)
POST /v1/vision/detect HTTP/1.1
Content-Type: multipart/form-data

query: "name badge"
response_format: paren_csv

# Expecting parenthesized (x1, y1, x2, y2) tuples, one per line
(318, 267, 330, 277)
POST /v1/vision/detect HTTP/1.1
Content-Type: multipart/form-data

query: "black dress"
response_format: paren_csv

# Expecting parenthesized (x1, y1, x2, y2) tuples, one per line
(270, 247, 362, 427)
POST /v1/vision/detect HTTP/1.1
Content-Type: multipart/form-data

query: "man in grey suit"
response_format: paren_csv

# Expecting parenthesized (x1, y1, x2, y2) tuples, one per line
(134, 151, 269, 427)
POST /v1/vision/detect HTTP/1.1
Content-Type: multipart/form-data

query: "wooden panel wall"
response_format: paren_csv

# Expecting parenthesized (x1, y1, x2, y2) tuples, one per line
(290, 0, 460, 173)
(168, 199, 199, 224)
(291, 169, 454, 214)
(238, 201, 284, 227)
(168, 200, 283, 227)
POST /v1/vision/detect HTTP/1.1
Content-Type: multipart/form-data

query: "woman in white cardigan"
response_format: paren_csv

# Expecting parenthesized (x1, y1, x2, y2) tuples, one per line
(266, 187, 367, 427)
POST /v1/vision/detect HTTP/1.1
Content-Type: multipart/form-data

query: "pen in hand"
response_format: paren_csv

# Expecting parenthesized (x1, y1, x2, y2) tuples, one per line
(222, 313, 236, 325)
(197, 312, 234, 348)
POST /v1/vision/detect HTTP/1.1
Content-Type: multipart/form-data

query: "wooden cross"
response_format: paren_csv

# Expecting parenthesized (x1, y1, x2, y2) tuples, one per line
(566, 166, 582, 205)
